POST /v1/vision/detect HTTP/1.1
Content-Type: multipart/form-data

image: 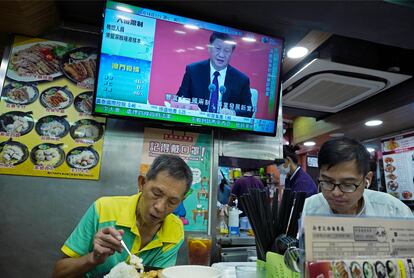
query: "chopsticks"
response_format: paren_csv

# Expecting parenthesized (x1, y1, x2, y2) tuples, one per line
(241, 187, 307, 259)
(287, 192, 306, 238)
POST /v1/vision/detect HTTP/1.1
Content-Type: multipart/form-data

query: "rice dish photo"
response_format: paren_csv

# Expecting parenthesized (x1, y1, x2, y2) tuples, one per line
(384, 164, 396, 173)
(387, 180, 398, 191)
(8, 43, 61, 78)
(2, 82, 38, 105)
(67, 148, 98, 169)
(73, 124, 100, 140)
(375, 261, 386, 278)
(402, 191, 412, 199)
(350, 262, 363, 278)
(335, 261, 350, 278)
(32, 145, 63, 167)
(386, 173, 397, 180)
(362, 262, 374, 278)
(0, 112, 34, 135)
(40, 120, 66, 137)
(36, 116, 70, 138)
(386, 260, 397, 278)
(41, 86, 73, 109)
(70, 119, 103, 142)
(74, 91, 93, 114)
(0, 142, 28, 165)
(62, 47, 97, 89)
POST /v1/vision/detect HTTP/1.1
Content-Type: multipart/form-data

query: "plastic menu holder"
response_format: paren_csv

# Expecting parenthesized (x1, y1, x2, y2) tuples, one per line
(262, 252, 300, 278)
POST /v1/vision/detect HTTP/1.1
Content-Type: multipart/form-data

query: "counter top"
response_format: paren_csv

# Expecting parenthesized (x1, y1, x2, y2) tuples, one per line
(217, 234, 256, 246)
(211, 262, 256, 278)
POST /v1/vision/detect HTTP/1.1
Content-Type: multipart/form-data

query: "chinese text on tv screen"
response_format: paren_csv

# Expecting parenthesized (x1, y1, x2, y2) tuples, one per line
(94, 1, 284, 136)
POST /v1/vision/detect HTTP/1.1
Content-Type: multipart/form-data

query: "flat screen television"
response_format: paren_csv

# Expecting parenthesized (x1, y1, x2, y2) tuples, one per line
(93, 0, 284, 136)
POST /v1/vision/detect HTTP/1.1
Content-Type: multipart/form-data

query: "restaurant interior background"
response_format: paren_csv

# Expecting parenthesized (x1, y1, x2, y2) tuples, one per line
(1, 0, 414, 276)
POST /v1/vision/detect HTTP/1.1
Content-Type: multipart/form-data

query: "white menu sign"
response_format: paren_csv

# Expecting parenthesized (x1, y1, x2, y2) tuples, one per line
(381, 131, 414, 201)
(304, 216, 414, 262)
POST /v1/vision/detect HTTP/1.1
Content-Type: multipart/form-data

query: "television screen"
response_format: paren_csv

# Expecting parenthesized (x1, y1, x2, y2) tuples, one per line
(94, 1, 284, 136)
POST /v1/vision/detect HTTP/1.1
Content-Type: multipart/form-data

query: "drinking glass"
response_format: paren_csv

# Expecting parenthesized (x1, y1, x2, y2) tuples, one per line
(187, 235, 212, 265)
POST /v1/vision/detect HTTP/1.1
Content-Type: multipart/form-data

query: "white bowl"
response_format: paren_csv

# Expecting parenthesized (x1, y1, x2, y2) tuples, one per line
(161, 265, 222, 278)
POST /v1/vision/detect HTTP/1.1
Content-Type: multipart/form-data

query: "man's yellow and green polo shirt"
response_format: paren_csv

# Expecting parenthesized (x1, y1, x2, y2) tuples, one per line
(61, 193, 184, 277)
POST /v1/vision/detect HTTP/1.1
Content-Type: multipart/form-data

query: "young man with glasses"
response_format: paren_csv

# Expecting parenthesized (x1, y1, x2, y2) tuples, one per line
(302, 137, 413, 217)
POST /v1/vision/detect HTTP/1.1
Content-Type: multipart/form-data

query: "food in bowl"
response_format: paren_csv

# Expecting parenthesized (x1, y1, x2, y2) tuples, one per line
(334, 261, 350, 278)
(362, 262, 374, 278)
(386, 260, 397, 278)
(104, 254, 162, 278)
(161, 265, 221, 278)
(384, 165, 396, 173)
(402, 191, 412, 199)
(374, 261, 386, 278)
(350, 262, 363, 278)
(387, 181, 398, 191)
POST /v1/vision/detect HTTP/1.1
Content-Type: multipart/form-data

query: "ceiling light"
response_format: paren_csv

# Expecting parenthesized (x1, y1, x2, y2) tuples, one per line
(366, 147, 375, 153)
(195, 46, 205, 50)
(184, 24, 199, 30)
(242, 36, 256, 42)
(116, 5, 133, 13)
(287, 46, 309, 59)
(365, 120, 383, 127)
(303, 141, 316, 146)
(174, 30, 186, 34)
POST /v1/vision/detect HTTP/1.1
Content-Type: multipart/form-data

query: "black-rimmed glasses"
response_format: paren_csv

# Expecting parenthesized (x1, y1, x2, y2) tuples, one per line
(318, 178, 365, 193)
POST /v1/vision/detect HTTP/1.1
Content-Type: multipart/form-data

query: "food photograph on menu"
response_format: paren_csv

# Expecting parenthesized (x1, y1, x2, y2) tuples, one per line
(381, 132, 414, 202)
(0, 36, 105, 180)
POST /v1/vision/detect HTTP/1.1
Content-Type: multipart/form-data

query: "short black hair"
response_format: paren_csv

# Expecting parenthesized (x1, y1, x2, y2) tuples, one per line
(209, 31, 236, 50)
(318, 137, 370, 176)
(146, 154, 193, 193)
(241, 167, 255, 173)
(283, 145, 300, 164)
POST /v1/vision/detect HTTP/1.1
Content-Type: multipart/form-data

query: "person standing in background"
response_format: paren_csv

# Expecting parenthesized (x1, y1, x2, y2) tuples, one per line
(277, 145, 318, 198)
(217, 177, 231, 205)
(228, 168, 264, 214)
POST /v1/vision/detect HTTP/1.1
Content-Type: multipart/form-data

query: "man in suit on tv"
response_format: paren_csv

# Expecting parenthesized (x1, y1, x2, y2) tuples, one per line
(176, 32, 253, 118)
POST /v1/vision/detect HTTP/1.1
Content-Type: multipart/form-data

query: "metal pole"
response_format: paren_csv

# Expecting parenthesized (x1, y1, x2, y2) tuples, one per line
(208, 129, 220, 263)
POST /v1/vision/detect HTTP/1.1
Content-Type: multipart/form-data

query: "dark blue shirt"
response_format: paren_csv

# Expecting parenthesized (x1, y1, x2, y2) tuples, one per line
(218, 184, 231, 205)
(285, 167, 318, 198)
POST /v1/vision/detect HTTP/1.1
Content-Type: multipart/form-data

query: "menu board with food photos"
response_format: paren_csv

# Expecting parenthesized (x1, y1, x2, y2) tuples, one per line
(0, 36, 105, 180)
(304, 216, 414, 278)
(381, 131, 414, 202)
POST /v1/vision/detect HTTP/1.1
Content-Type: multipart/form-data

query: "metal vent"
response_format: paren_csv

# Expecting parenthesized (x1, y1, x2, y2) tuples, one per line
(282, 59, 411, 113)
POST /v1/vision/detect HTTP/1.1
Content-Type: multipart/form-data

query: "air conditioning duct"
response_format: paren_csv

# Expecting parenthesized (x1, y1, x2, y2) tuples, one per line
(282, 59, 411, 113)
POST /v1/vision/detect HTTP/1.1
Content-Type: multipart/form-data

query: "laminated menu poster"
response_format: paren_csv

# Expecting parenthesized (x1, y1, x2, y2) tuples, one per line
(303, 216, 414, 262)
(140, 127, 211, 232)
(381, 131, 414, 202)
(0, 36, 105, 180)
(307, 258, 414, 278)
